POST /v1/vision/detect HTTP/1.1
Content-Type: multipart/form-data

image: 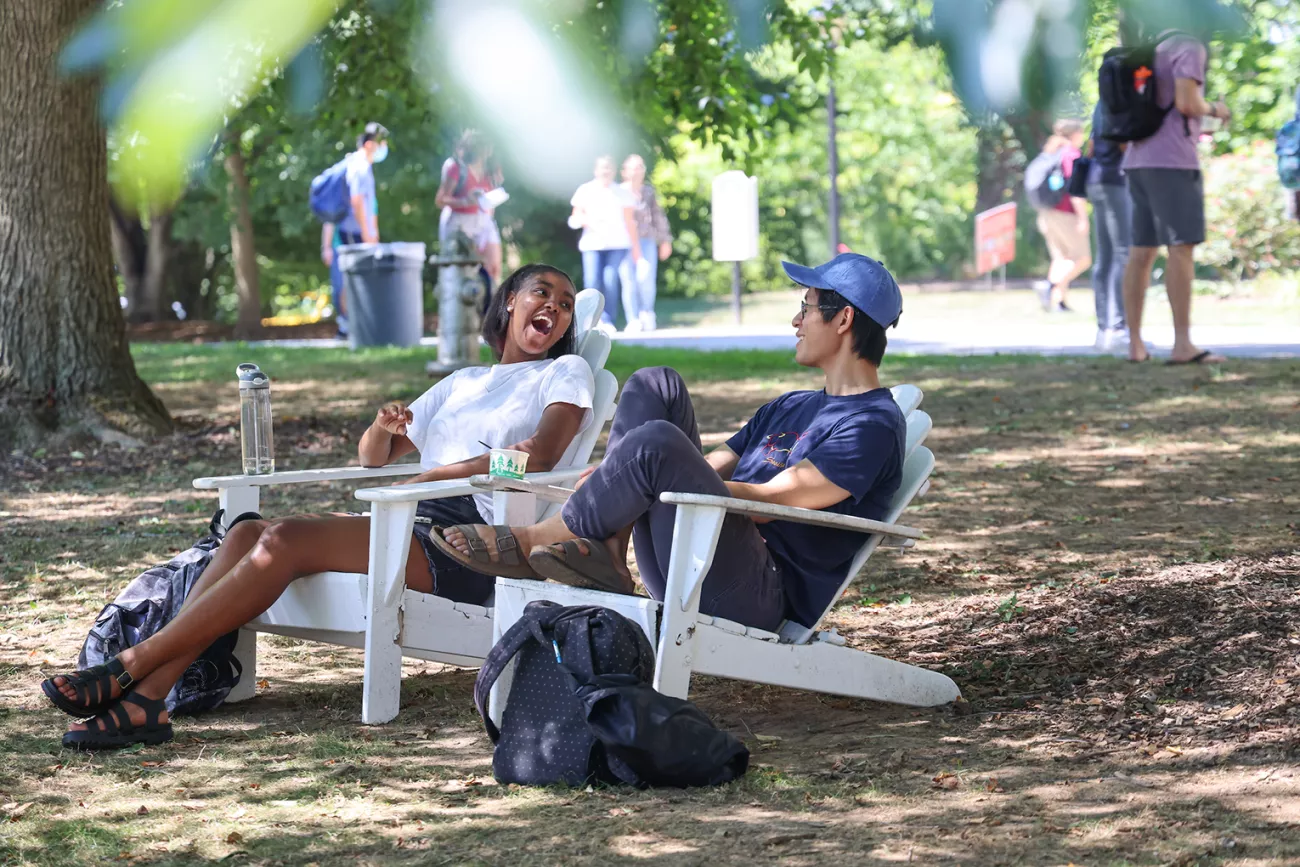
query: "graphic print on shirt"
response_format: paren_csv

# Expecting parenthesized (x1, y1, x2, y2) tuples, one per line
(761, 431, 806, 468)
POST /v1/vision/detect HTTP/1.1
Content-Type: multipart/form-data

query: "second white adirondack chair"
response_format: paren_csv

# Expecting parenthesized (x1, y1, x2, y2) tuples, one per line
(484, 385, 960, 722)
(191, 289, 618, 723)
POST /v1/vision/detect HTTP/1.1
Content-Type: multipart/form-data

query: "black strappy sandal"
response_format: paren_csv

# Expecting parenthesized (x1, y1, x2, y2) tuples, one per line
(41, 657, 135, 718)
(62, 692, 173, 751)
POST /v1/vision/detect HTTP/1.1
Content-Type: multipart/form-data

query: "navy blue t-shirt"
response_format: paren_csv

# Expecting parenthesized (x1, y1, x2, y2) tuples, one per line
(725, 388, 905, 628)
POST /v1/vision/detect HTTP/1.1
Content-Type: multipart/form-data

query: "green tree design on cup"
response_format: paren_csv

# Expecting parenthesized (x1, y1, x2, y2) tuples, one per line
(489, 448, 528, 480)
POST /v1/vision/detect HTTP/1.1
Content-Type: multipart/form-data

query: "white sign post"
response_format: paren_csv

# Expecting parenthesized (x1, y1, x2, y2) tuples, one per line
(711, 171, 759, 324)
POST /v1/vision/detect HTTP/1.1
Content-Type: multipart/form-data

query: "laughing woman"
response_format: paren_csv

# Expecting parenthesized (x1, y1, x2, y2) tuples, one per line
(42, 264, 594, 750)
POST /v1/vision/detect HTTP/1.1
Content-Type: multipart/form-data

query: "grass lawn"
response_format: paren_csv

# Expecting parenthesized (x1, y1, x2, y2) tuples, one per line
(2, 343, 1299, 866)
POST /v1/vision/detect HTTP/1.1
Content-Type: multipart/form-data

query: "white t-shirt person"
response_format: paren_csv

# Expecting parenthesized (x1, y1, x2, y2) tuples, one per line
(570, 180, 636, 252)
(405, 355, 595, 521)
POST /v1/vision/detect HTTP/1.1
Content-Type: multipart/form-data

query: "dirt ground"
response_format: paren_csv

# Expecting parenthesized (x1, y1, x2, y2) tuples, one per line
(1, 353, 1298, 866)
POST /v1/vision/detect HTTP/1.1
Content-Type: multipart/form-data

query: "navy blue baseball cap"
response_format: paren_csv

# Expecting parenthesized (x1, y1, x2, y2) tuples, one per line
(782, 253, 903, 328)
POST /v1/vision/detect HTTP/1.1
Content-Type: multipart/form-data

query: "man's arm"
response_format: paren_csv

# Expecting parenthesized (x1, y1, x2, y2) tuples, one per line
(725, 459, 851, 511)
(705, 444, 739, 481)
(351, 194, 376, 243)
(1174, 77, 1229, 124)
(321, 222, 335, 266)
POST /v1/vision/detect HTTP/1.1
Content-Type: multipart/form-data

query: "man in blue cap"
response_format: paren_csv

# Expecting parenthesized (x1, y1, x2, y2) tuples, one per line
(434, 253, 906, 633)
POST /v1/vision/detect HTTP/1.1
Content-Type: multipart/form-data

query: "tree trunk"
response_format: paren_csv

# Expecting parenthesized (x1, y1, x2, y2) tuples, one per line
(141, 207, 173, 322)
(224, 146, 262, 340)
(0, 0, 172, 450)
(109, 195, 148, 320)
(975, 120, 1021, 214)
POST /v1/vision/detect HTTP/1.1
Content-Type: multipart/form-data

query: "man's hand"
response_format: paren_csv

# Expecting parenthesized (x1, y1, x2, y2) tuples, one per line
(658, 242, 672, 261)
(321, 247, 334, 267)
(1210, 101, 1231, 126)
(573, 465, 597, 491)
(375, 402, 413, 437)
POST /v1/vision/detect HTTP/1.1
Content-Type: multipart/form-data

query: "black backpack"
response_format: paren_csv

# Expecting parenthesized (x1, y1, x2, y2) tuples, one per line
(1024, 149, 1067, 210)
(79, 509, 258, 715)
(1098, 32, 1194, 143)
(474, 601, 750, 788)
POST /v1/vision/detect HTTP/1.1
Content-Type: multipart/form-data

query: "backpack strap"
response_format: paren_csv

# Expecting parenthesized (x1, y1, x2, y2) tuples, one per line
(474, 611, 549, 742)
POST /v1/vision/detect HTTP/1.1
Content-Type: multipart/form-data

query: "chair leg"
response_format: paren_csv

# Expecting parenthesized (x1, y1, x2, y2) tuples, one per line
(225, 628, 258, 703)
(653, 504, 725, 699)
(218, 486, 260, 528)
(361, 501, 417, 725)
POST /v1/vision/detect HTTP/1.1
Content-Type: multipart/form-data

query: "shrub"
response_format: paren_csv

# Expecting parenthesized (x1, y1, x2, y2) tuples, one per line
(1200, 142, 1300, 281)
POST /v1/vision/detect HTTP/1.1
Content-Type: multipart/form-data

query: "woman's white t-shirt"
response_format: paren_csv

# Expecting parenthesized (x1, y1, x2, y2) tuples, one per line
(571, 180, 635, 252)
(404, 356, 595, 521)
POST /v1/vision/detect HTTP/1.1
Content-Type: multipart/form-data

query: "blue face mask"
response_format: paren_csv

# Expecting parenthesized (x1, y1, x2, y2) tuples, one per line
(373, 142, 389, 163)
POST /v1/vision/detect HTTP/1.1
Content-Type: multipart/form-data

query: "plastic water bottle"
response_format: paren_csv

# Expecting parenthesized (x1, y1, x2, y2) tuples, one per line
(237, 363, 275, 475)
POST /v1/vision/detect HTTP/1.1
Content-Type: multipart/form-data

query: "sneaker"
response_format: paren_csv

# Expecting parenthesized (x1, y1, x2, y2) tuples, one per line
(623, 319, 643, 334)
(1033, 280, 1052, 312)
(1057, 301, 1073, 313)
(639, 311, 657, 332)
(1094, 328, 1111, 352)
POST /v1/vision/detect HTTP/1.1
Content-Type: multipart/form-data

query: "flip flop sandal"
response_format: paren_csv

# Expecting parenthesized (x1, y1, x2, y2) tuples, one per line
(1165, 350, 1218, 366)
(41, 657, 136, 718)
(528, 539, 635, 595)
(430, 525, 541, 580)
(62, 692, 173, 751)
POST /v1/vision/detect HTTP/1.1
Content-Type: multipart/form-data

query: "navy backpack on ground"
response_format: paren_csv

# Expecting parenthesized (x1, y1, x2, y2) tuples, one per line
(1097, 32, 1191, 143)
(309, 158, 351, 223)
(1024, 150, 1067, 210)
(474, 601, 750, 789)
(79, 509, 258, 715)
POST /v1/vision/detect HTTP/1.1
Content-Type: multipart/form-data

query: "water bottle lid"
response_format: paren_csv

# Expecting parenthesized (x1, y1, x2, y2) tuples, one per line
(237, 363, 269, 388)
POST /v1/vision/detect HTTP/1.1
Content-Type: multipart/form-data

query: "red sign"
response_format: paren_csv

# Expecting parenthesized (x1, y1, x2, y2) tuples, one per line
(974, 203, 1017, 275)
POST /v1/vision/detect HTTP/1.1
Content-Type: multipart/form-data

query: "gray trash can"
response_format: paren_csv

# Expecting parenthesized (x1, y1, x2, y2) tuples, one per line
(337, 242, 427, 348)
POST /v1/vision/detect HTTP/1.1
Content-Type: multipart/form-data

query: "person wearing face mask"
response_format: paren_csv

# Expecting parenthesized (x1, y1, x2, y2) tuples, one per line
(322, 122, 389, 337)
(569, 155, 640, 333)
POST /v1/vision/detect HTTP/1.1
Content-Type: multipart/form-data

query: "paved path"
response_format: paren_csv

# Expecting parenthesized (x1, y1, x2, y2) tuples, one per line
(613, 323, 1300, 358)
(239, 324, 1298, 358)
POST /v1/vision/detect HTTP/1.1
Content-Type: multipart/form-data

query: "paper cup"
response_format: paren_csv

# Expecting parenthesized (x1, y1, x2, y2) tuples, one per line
(489, 448, 529, 480)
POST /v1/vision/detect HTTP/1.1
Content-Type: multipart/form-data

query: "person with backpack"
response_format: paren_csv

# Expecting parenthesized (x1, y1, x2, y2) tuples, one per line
(1027, 118, 1091, 313)
(1087, 102, 1130, 351)
(433, 253, 907, 637)
(436, 129, 504, 286)
(317, 122, 389, 338)
(1111, 25, 1229, 364)
(42, 265, 594, 750)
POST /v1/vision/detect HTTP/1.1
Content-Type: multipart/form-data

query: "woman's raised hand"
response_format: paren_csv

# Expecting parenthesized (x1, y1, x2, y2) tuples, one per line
(375, 402, 414, 437)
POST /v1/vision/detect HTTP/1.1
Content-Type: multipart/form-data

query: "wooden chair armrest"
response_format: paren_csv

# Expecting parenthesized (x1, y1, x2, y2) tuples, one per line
(193, 464, 423, 490)
(467, 466, 591, 504)
(354, 478, 480, 504)
(658, 493, 923, 540)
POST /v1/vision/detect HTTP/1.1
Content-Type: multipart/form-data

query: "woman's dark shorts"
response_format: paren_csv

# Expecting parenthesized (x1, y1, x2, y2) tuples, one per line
(410, 496, 495, 606)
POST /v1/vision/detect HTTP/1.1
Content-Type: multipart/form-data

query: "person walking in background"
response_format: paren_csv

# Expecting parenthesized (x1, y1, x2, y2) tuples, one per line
(1087, 103, 1130, 351)
(1120, 28, 1229, 364)
(618, 155, 673, 333)
(322, 122, 388, 338)
(436, 129, 504, 287)
(569, 155, 640, 333)
(1031, 119, 1091, 313)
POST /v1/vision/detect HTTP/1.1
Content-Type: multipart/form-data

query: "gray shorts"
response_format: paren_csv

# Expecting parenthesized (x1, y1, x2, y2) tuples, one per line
(1126, 168, 1205, 248)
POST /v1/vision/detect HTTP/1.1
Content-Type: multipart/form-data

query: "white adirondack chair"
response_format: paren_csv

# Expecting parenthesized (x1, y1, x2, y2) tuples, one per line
(191, 289, 618, 723)
(484, 384, 961, 721)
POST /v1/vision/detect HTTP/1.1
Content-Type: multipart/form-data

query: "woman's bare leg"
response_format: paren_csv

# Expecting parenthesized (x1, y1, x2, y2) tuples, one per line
(482, 241, 503, 283)
(66, 515, 432, 730)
